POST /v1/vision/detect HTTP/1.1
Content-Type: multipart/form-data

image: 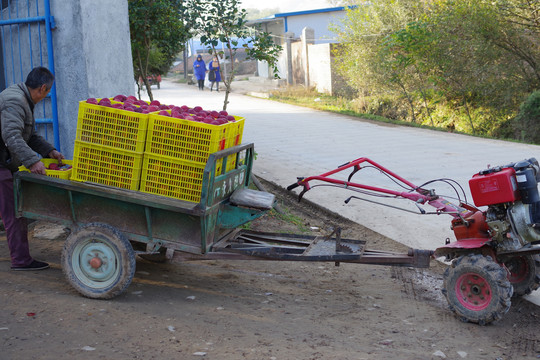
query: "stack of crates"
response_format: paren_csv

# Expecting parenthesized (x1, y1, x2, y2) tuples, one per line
(70, 100, 148, 190)
(139, 110, 245, 203)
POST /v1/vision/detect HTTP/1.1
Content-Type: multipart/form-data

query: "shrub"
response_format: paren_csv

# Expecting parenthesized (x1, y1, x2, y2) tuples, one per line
(513, 91, 540, 144)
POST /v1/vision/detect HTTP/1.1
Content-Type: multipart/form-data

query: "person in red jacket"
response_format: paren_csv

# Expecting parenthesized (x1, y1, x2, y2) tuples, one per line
(0, 66, 64, 270)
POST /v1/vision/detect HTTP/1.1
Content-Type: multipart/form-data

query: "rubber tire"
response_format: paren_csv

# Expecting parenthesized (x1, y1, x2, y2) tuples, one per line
(442, 254, 513, 325)
(504, 255, 540, 297)
(61, 223, 136, 299)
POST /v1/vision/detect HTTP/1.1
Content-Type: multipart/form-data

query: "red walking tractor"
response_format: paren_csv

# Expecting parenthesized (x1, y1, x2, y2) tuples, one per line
(288, 156, 540, 324)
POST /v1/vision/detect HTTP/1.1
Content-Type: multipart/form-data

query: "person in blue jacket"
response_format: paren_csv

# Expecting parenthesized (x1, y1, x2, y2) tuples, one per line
(193, 55, 207, 90)
(208, 55, 222, 92)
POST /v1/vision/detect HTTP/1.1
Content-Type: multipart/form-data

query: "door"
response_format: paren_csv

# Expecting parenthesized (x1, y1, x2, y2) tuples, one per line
(0, 0, 60, 151)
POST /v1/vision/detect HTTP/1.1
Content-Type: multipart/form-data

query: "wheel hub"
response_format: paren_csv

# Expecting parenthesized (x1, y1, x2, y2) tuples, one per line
(89, 256, 102, 269)
(73, 241, 119, 285)
(505, 256, 529, 283)
(456, 273, 492, 310)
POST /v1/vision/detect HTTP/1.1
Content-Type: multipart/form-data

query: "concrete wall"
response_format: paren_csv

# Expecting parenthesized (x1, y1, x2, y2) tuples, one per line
(51, 0, 134, 158)
(308, 43, 332, 93)
(274, 31, 350, 96)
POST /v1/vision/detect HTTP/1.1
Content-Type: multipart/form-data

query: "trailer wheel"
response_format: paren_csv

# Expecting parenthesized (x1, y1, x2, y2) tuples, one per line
(442, 254, 512, 325)
(504, 255, 540, 297)
(62, 223, 136, 299)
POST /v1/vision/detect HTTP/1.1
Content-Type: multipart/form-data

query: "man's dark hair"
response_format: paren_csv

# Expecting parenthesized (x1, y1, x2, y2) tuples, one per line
(25, 66, 55, 89)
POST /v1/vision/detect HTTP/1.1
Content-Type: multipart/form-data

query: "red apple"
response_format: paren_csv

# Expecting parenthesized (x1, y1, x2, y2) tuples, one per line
(113, 94, 127, 102)
(219, 110, 228, 116)
(158, 110, 170, 116)
(48, 163, 59, 170)
(86, 98, 98, 104)
(150, 100, 160, 106)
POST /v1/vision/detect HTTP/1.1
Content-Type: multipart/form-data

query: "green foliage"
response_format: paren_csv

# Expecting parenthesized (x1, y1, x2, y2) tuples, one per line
(187, 0, 282, 110)
(514, 91, 540, 144)
(331, 0, 540, 141)
(128, 0, 191, 100)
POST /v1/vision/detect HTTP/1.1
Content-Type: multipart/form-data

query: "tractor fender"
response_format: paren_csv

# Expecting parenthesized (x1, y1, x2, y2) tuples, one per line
(434, 238, 491, 258)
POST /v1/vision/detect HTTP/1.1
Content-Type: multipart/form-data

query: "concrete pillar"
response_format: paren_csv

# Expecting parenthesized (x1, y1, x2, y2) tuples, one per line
(301, 27, 315, 88)
(285, 32, 294, 85)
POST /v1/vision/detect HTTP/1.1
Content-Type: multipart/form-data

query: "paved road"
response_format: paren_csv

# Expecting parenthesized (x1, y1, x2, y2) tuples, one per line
(143, 79, 540, 305)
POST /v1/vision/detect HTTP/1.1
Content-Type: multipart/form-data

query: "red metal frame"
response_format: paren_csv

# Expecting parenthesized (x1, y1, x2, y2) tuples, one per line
(289, 157, 490, 251)
(292, 157, 475, 217)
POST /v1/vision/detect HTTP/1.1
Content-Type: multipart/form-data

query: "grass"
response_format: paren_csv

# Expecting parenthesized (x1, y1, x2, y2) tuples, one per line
(240, 205, 311, 234)
(268, 86, 525, 144)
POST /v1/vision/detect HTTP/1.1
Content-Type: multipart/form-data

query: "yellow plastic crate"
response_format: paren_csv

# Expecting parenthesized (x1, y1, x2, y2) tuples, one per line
(71, 141, 143, 190)
(140, 154, 206, 203)
(76, 100, 149, 153)
(145, 112, 233, 164)
(18, 159, 73, 180)
(226, 116, 245, 148)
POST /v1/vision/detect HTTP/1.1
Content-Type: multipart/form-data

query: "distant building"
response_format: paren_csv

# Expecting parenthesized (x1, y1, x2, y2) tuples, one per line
(247, 6, 355, 96)
(248, 6, 351, 46)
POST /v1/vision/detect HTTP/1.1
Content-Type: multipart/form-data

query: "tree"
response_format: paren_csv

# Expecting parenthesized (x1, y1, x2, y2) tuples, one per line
(514, 90, 540, 143)
(332, 0, 538, 137)
(128, 0, 191, 101)
(187, 0, 282, 110)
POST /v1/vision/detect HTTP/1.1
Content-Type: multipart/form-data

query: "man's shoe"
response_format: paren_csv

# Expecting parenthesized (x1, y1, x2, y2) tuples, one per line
(11, 260, 50, 271)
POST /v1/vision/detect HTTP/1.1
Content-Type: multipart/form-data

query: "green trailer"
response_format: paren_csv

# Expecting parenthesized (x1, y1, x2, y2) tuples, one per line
(14, 143, 431, 299)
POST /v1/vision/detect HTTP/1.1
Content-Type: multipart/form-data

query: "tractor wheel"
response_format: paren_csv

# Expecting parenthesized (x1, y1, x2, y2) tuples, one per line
(503, 255, 540, 297)
(442, 254, 513, 325)
(62, 223, 136, 299)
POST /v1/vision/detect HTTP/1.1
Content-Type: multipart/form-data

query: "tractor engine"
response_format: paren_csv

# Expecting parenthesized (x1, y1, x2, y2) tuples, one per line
(469, 158, 540, 251)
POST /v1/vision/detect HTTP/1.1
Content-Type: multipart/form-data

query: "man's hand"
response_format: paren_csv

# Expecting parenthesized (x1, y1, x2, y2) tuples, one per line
(29, 160, 47, 175)
(48, 150, 65, 164)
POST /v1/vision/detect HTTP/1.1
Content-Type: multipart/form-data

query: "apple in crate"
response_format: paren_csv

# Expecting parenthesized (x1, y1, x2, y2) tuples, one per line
(98, 98, 111, 107)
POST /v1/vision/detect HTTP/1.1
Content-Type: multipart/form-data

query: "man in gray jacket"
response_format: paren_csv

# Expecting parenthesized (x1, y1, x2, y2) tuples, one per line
(0, 66, 64, 270)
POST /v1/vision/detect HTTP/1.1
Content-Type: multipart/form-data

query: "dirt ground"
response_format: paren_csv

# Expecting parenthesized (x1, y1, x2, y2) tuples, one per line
(1, 180, 539, 360)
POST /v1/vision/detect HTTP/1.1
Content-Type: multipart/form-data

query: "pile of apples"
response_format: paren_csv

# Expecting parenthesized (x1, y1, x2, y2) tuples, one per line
(85, 95, 236, 125)
(86, 95, 170, 114)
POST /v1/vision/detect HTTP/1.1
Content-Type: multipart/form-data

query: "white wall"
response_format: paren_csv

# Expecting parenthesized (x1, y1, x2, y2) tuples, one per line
(283, 11, 344, 44)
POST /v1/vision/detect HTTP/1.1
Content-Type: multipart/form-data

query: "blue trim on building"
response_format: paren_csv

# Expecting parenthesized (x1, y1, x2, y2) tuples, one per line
(257, 5, 357, 34)
(273, 6, 348, 18)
